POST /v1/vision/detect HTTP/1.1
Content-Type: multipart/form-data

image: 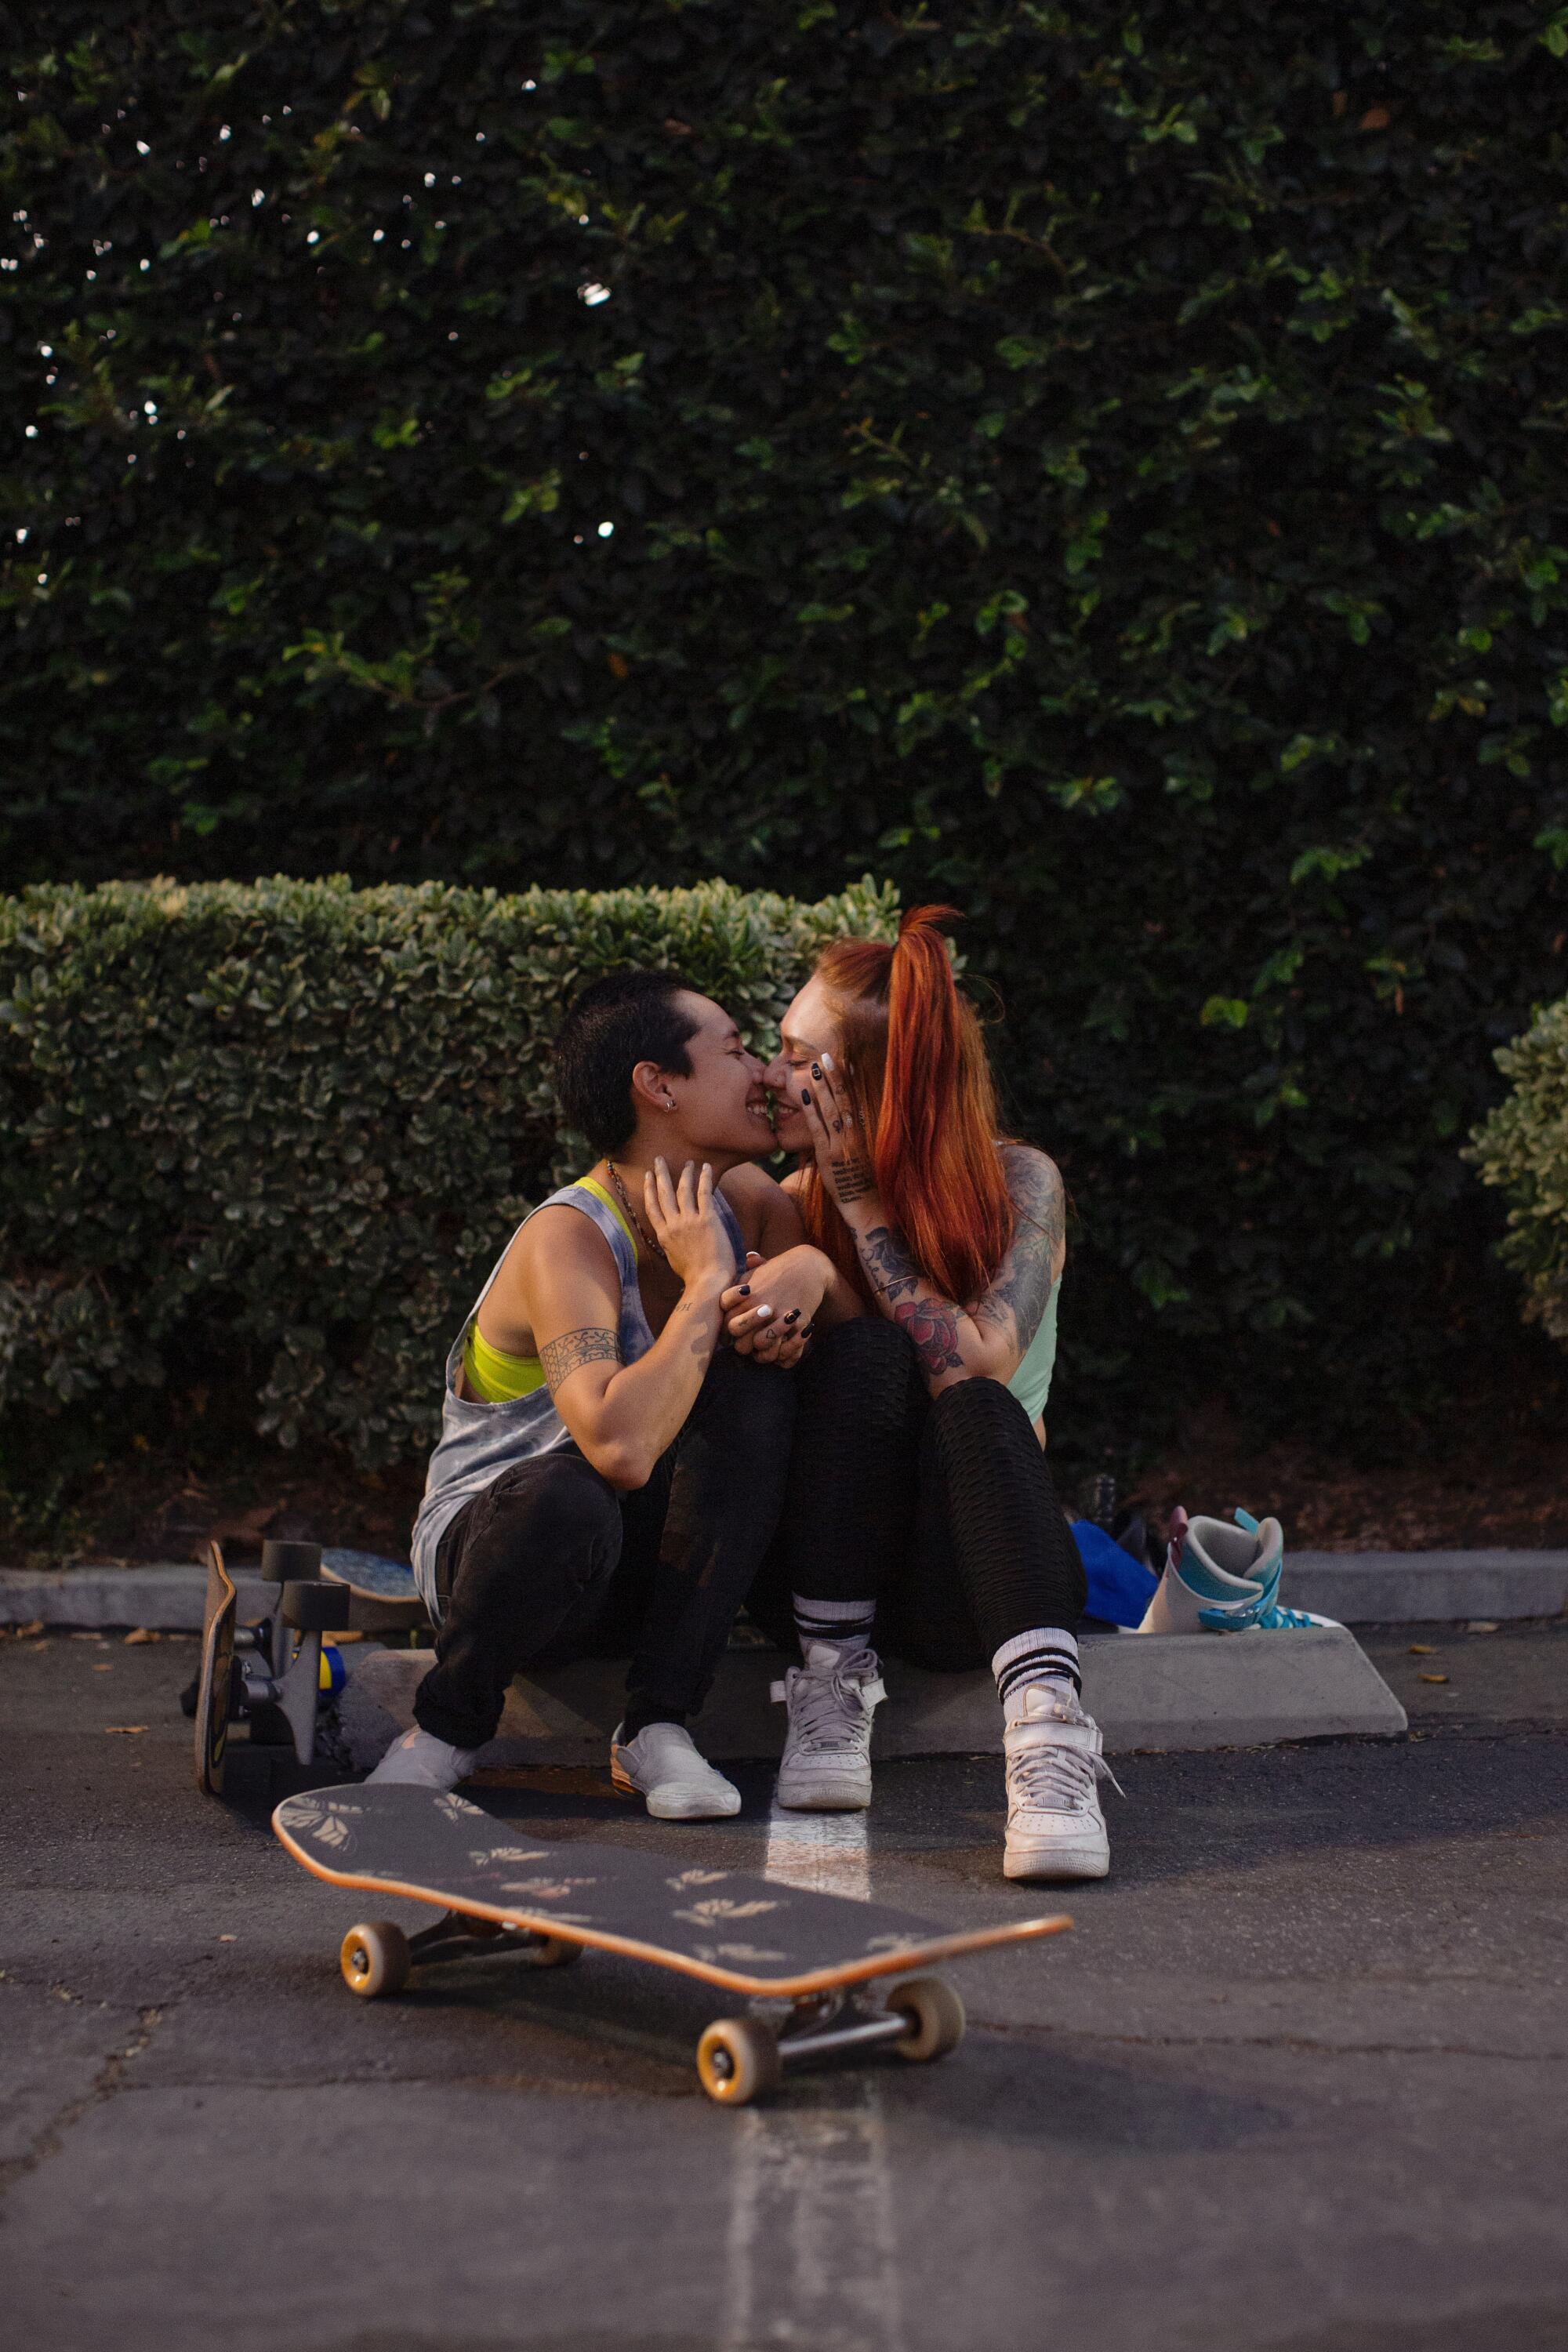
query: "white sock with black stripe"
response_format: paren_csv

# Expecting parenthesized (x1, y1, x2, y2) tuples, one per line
(793, 1593, 877, 1671)
(992, 1628, 1081, 1715)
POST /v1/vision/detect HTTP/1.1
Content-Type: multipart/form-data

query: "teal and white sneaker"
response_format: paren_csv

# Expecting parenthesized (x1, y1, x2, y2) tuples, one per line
(1138, 1507, 1337, 1634)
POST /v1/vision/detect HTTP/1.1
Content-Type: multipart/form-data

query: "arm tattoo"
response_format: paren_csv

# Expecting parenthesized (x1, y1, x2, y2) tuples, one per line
(892, 1296, 966, 1377)
(862, 1225, 966, 1375)
(539, 1326, 622, 1397)
(861, 1225, 922, 1303)
(974, 1152, 1065, 1354)
(830, 1148, 875, 1204)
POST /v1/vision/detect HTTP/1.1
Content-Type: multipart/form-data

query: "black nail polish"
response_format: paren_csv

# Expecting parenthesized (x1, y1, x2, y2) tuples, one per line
(811, 1064, 822, 1080)
(738, 1285, 750, 1296)
(801, 1087, 811, 1105)
(783, 1308, 800, 1324)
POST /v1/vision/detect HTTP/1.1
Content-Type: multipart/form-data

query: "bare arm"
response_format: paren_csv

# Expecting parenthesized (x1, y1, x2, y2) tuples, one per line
(524, 1160, 736, 1489)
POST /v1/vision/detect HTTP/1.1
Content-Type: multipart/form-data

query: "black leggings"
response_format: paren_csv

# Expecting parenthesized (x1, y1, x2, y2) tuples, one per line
(749, 1317, 1085, 1671)
(413, 1348, 795, 1751)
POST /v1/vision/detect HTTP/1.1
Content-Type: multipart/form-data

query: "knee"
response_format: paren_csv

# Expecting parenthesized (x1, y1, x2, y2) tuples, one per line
(929, 1374, 1035, 1457)
(479, 1458, 619, 1566)
(705, 1346, 797, 1453)
(803, 1317, 923, 1428)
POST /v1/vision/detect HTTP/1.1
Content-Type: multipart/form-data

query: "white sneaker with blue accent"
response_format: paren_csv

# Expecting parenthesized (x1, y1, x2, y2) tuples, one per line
(1138, 1507, 1338, 1634)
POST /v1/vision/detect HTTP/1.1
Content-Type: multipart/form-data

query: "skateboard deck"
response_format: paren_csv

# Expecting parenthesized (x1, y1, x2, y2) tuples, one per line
(272, 1784, 1072, 2001)
(194, 1540, 237, 1797)
(320, 1549, 420, 1604)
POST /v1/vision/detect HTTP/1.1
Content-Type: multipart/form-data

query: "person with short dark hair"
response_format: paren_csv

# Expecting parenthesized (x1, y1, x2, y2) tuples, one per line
(372, 971, 811, 1816)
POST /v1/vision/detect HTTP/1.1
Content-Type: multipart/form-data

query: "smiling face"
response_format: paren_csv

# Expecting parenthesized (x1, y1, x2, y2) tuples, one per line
(764, 975, 847, 1154)
(642, 992, 775, 1161)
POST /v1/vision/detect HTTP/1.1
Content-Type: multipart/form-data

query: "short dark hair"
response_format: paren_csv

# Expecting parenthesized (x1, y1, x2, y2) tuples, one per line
(551, 968, 705, 1158)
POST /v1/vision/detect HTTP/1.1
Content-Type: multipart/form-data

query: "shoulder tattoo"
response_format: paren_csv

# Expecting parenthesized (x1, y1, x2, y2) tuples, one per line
(539, 1326, 622, 1397)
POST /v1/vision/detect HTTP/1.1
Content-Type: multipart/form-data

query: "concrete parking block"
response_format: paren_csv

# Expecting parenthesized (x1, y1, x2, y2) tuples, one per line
(339, 1623, 1406, 1769)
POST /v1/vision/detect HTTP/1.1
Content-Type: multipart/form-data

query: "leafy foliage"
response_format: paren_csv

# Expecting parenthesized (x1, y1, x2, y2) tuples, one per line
(4, 2, 1566, 1442)
(0, 877, 895, 1462)
(1468, 997, 1568, 1345)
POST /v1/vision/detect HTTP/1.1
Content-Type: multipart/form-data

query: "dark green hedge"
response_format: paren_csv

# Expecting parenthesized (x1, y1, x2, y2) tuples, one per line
(0, 878, 894, 1463)
(5, 2, 1567, 1447)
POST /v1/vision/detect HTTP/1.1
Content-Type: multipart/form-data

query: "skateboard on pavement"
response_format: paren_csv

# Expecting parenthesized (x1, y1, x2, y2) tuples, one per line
(194, 1539, 347, 1795)
(272, 1784, 1074, 2105)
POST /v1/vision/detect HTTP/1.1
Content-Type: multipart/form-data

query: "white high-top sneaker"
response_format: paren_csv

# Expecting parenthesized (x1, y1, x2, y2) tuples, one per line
(1002, 1681, 1117, 1882)
(610, 1721, 742, 1819)
(771, 1641, 886, 1811)
(367, 1726, 481, 1791)
(1139, 1507, 1334, 1634)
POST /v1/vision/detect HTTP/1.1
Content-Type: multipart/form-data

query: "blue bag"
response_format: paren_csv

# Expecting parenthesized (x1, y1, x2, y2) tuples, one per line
(1072, 1518, 1158, 1628)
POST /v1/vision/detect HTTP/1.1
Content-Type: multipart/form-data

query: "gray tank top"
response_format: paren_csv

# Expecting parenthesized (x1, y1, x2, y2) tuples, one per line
(410, 1178, 748, 1613)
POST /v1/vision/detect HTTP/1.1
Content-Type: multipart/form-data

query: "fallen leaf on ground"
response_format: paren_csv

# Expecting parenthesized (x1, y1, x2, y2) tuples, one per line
(218, 1934, 237, 1944)
(4, 1620, 45, 1639)
(124, 1628, 162, 1645)
(105, 1724, 148, 1734)
(1417, 1673, 1450, 1685)
(1408, 1643, 1436, 1655)
(1466, 1621, 1499, 1634)
(93, 1664, 113, 1672)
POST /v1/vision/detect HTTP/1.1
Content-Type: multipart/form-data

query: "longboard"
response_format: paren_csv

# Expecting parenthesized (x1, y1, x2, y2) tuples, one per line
(273, 1785, 1073, 2104)
(319, 1549, 421, 1604)
(194, 1540, 237, 1796)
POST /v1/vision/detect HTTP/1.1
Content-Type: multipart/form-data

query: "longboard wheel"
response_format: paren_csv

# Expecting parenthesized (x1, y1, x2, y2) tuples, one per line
(528, 1936, 582, 1969)
(886, 1976, 966, 2061)
(696, 2017, 782, 2107)
(340, 1921, 411, 1999)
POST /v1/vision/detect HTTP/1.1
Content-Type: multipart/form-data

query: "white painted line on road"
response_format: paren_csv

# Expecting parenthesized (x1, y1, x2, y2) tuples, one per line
(722, 1797, 904, 2352)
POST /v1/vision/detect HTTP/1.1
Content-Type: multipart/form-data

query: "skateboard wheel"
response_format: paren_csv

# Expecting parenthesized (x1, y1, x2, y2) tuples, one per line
(340, 1921, 411, 1999)
(886, 1976, 966, 2061)
(529, 1935, 582, 1969)
(696, 2017, 782, 2107)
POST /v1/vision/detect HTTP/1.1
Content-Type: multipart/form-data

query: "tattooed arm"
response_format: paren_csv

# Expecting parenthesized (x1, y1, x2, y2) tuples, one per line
(497, 1182, 731, 1489)
(791, 1054, 1064, 1392)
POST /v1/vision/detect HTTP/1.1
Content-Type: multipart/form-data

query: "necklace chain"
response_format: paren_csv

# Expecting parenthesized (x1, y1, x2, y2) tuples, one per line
(604, 1161, 666, 1261)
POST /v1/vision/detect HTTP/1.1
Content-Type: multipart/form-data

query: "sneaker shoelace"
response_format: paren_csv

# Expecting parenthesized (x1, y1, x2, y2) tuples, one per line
(787, 1662, 880, 1754)
(1011, 1727, 1125, 1813)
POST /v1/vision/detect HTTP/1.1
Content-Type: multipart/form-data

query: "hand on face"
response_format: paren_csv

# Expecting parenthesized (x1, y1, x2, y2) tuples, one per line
(720, 1247, 826, 1367)
(641, 1158, 735, 1293)
(795, 1052, 879, 1217)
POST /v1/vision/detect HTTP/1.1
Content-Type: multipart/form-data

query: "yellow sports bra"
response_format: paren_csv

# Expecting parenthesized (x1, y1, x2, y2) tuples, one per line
(460, 1178, 639, 1403)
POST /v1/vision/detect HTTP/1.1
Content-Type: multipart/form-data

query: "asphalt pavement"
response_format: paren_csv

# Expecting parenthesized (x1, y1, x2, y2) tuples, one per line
(2, 1620, 1566, 2352)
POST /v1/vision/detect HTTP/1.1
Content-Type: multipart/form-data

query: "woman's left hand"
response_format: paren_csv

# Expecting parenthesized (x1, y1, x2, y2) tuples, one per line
(721, 1245, 829, 1367)
(797, 1053, 881, 1222)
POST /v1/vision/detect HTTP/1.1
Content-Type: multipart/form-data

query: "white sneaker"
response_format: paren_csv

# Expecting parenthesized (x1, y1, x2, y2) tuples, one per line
(771, 1642, 886, 1811)
(610, 1721, 742, 1820)
(366, 1726, 481, 1791)
(1003, 1682, 1117, 1882)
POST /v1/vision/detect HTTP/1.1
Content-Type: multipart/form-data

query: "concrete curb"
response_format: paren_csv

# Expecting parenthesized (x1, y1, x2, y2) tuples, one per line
(339, 1624, 1406, 1766)
(6, 1550, 1566, 1631)
(1284, 1550, 1568, 1622)
(0, 1562, 419, 1635)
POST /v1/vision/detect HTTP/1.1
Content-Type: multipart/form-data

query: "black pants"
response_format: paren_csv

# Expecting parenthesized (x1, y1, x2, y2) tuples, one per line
(413, 1348, 796, 1751)
(749, 1317, 1085, 1671)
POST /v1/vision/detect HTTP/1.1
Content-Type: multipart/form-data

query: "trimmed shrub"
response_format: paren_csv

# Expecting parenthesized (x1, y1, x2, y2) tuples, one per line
(1468, 1000, 1568, 1345)
(0, 876, 896, 1462)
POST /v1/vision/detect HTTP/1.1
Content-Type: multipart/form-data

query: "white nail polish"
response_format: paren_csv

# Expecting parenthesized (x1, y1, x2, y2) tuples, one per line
(820, 1051, 834, 1072)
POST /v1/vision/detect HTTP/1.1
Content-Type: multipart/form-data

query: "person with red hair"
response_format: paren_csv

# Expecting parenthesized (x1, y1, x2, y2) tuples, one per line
(725, 906, 1112, 1882)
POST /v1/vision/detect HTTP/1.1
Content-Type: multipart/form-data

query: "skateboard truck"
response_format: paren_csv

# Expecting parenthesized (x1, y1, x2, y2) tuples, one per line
(195, 1539, 347, 1794)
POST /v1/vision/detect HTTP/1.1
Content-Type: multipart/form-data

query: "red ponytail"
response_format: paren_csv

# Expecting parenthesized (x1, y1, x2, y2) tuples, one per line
(797, 906, 1014, 1307)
